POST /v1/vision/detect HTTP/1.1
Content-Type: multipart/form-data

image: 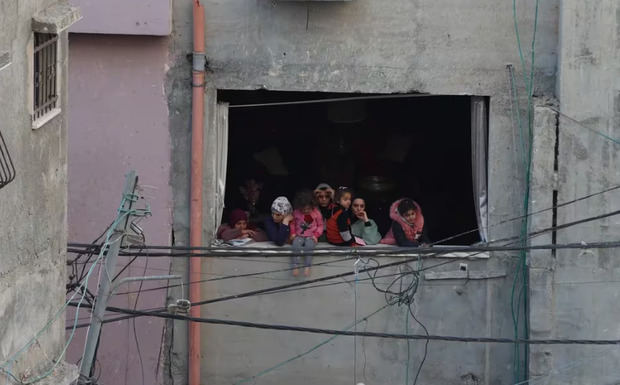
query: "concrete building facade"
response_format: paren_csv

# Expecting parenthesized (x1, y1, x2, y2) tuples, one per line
(163, 1, 619, 385)
(0, 1, 80, 384)
(65, 1, 173, 384)
(57, 0, 619, 384)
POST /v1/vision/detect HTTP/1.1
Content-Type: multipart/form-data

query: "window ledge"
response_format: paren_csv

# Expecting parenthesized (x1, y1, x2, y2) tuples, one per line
(32, 108, 61, 130)
(424, 270, 506, 281)
(32, 2, 81, 33)
(208, 241, 490, 260)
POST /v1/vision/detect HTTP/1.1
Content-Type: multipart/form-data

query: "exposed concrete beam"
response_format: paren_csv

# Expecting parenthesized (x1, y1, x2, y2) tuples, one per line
(32, 2, 81, 34)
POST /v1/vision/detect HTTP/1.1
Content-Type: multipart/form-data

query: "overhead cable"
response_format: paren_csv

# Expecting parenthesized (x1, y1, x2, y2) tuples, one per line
(83, 306, 620, 346)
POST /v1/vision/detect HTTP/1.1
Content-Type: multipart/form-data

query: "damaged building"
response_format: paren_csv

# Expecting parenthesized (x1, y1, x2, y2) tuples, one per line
(1, 0, 618, 384)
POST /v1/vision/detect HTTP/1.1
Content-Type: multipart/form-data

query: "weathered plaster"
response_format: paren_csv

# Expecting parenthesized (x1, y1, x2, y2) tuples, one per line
(66, 33, 173, 385)
(166, 0, 560, 384)
(0, 0, 77, 383)
(533, 0, 620, 383)
(68, 0, 171, 36)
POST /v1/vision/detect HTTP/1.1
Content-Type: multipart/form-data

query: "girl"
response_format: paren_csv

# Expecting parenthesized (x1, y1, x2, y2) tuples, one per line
(381, 198, 429, 246)
(264, 196, 294, 246)
(326, 187, 359, 246)
(216, 208, 267, 242)
(290, 190, 323, 277)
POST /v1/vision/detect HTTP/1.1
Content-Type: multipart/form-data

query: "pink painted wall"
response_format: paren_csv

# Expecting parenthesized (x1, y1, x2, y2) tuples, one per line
(69, 0, 171, 36)
(67, 34, 172, 385)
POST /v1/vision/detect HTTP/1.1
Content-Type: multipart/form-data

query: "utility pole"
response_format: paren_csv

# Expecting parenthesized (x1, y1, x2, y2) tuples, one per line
(78, 171, 138, 383)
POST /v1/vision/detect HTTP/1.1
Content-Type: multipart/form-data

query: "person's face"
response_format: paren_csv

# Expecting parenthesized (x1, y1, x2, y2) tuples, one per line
(352, 198, 365, 216)
(241, 180, 261, 205)
(302, 205, 313, 215)
(403, 209, 417, 224)
(316, 191, 331, 207)
(272, 212, 284, 223)
(339, 193, 352, 210)
(234, 220, 248, 230)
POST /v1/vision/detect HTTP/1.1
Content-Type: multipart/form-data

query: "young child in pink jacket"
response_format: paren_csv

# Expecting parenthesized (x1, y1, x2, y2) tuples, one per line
(290, 189, 323, 277)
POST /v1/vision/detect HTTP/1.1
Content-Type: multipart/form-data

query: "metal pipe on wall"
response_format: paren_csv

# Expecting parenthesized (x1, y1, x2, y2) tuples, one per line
(190, 1, 205, 384)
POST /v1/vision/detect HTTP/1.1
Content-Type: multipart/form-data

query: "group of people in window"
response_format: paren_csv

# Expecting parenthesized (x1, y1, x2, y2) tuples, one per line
(217, 183, 429, 277)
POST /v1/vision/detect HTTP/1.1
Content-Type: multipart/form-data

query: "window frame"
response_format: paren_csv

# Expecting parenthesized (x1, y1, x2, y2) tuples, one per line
(30, 32, 60, 129)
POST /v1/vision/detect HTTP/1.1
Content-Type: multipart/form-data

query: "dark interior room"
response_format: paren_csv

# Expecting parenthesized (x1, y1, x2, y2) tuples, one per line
(219, 90, 482, 245)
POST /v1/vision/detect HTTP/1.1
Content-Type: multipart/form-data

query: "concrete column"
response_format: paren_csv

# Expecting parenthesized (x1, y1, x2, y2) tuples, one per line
(528, 103, 558, 379)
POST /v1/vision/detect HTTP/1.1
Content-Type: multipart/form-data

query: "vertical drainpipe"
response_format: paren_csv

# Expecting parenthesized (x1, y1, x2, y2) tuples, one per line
(190, 1, 205, 385)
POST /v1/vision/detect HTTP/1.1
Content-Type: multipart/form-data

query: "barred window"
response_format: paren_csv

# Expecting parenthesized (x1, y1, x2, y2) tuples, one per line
(33, 33, 58, 122)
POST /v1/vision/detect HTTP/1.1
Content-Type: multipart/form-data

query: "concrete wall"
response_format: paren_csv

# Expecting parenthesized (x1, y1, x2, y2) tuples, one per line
(68, 0, 171, 35)
(0, 1, 76, 383)
(166, 0, 560, 384)
(527, 1, 620, 383)
(66, 33, 173, 385)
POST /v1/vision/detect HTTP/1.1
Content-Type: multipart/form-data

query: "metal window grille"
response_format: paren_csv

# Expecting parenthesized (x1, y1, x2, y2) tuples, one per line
(33, 33, 58, 122)
(0, 129, 16, 189)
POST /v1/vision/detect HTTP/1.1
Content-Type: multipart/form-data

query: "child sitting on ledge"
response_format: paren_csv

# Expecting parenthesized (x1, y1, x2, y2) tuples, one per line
(326, 187, 360, 246)
(290, 190, 323, 277)
(381, 198, 429, 247)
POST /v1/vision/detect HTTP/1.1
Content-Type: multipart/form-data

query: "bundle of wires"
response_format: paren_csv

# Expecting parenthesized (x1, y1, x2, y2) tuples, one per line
(359, 256, 429, 385)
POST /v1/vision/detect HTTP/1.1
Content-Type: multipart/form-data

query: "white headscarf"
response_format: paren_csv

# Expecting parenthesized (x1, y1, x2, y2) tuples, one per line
(271, 196, 292, 215)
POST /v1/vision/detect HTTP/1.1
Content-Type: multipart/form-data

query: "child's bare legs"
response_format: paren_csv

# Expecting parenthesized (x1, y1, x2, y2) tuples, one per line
(303, 254, 313, 276)
(292, 236, 316, 276)
(290, 255, 300, 276)
(291, 237, 304, 276)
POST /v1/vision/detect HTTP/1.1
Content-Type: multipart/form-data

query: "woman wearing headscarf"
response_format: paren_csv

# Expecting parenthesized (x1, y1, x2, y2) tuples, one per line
(217, 208, 267, 242)
(264, 196, 294, 246)
(313, 182, 337, 242)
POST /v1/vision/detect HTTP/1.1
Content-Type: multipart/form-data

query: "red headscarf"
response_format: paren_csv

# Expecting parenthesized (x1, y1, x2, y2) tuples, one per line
(229, 209, 248, 227)
(380, 198, 425, 244)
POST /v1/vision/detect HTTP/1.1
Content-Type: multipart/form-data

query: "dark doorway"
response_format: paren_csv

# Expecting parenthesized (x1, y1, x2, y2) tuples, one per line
(219, 90, 481, 245)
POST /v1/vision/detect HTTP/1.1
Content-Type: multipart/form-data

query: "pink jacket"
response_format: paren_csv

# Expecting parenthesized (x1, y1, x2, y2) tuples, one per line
(291, 208, 324, 239)
(380, 198, 424, 245)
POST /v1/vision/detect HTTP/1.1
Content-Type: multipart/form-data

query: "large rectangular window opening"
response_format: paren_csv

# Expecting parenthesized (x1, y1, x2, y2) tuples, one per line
(218, 90, 488, 245)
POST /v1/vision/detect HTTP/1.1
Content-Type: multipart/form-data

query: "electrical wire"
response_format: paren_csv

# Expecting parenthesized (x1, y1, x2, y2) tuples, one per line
(511, 0, 540, 380)
(1, 188, 148, 384)
(1, 207, 134, 384)
(133, 252, 148, 385)
(361, 254, 428, 385)
(66, 237, 620, 326)
(67, 270, 412, 330)
(67, 180, 620, 256)
(227, 93, 433, 109)
(66, 237, 620, 321)
(112, 256, 356, 296)
(550, 107, 620, 146)
(65, 212, 620, 383)
(64, 205, 620, 385)
(233, 305, 390, 385)
(67, 237, 620, 331)
(65, 237, 620, 260)
(409, 305, 429, 385)
(182, 207, 620, 309)
(68, 234, 620, 330)
(76, 305, 620, 345)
